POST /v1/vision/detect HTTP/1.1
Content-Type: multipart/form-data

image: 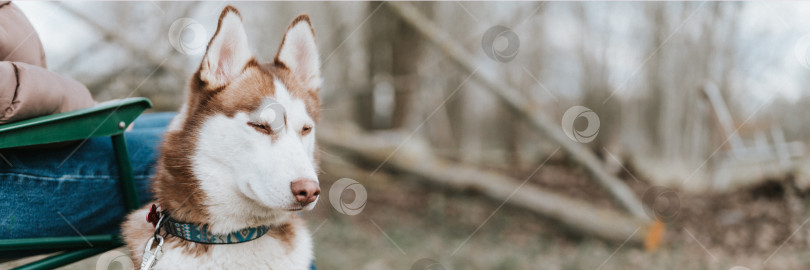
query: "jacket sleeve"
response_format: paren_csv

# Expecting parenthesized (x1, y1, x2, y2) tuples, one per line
(0, 61, 95, 124)
(0, 1, 95, 124)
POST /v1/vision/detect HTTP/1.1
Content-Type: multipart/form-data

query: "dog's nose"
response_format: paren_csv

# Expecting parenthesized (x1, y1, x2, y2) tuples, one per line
(290, 179, 320, 205)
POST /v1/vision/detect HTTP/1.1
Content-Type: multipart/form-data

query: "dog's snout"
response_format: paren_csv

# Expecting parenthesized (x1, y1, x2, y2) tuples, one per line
(291, 179, 320, 205)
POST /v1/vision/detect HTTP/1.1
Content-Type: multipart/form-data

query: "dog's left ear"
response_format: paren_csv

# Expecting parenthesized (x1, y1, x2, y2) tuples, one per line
(274, 15, 321, 90)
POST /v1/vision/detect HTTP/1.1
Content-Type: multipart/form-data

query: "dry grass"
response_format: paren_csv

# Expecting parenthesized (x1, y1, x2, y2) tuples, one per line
(304, 164, 810, 270)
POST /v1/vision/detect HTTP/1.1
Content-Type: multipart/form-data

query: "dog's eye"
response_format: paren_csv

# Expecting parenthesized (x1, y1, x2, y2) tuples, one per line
(301, 126, 312, 136)
(248, 122, 273, 134)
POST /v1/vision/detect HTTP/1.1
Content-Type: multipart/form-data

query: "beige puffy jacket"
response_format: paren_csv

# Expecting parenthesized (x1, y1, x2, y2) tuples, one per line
(0, 1, 94, 124)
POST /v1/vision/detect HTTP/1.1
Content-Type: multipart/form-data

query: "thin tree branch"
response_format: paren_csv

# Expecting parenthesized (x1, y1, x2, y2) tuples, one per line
(55, 3, 187, 78)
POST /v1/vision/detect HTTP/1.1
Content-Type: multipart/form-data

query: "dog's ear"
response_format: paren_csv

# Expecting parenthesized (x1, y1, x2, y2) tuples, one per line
(199, 6, 253, 89)
(274, 15, 321, 90)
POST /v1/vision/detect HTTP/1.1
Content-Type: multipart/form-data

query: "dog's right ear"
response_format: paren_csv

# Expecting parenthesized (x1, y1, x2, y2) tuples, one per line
(274, 15, 321, 91)
(198, 6, 253, 89)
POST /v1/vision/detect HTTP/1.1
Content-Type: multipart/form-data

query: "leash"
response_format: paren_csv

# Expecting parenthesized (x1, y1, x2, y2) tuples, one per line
(139, 204, 273, 270)
(141, 204, 165, 270)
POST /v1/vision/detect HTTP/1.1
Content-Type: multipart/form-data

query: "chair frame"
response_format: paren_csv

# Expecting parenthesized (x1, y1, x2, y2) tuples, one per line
(0, 97, 152, 270)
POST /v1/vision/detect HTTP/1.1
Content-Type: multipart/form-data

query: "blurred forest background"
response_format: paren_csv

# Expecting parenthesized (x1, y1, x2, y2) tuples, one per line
(9, 1, 810, 269)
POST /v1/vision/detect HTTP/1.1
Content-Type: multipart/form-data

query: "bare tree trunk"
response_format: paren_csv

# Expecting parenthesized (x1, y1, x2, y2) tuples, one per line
(362, 2, 427, 131)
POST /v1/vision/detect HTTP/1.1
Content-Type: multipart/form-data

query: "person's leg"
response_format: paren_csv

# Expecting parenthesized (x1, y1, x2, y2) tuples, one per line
(130, 112, 176, 130)
(0, 112, 175, 239)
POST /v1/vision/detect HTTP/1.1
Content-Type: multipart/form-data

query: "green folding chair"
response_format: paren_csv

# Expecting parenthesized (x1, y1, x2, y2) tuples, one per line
(0, 97, 152, 270)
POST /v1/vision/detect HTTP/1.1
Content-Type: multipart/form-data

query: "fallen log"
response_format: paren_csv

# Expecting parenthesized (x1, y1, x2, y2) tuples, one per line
(318, 128, 663, 248)
(385, 2, 648, 219)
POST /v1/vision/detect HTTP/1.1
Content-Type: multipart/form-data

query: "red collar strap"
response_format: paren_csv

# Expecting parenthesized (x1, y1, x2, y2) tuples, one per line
(146, 204, 162, 228)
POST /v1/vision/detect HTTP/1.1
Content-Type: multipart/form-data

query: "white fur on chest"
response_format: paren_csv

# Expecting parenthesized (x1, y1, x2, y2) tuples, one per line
(152, 227, 313, 270)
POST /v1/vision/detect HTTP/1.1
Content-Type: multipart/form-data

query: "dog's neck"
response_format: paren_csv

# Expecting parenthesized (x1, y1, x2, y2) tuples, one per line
(154, 168, 296, 235)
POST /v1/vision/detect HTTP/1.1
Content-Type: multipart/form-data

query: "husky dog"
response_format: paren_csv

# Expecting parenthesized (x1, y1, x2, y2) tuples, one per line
(123, 5, 322, 269)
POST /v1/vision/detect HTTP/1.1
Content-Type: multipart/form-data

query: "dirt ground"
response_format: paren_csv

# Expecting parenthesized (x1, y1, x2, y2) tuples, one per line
(5, 159, 809, 270)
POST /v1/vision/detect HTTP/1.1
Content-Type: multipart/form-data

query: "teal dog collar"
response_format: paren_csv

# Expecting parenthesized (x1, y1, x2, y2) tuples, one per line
(148, 205, 270, 245)
(161, 215, 270, 244)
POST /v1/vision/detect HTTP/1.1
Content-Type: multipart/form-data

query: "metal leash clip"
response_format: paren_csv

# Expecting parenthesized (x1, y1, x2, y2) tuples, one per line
(140, 214, 165, 270)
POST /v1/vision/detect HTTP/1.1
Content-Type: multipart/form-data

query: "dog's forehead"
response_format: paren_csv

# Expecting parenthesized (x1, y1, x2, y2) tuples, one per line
(256, 63, 321, 122)
(264, 79, 311, 123)
(214, 64, 318, 120)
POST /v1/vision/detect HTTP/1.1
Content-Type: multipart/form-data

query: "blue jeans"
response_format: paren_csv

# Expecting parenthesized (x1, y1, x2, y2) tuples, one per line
(0, 112, 175, 239)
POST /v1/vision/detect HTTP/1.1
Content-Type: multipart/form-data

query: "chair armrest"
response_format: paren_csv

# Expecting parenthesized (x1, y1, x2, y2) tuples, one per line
(0, 97, 152, 149)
